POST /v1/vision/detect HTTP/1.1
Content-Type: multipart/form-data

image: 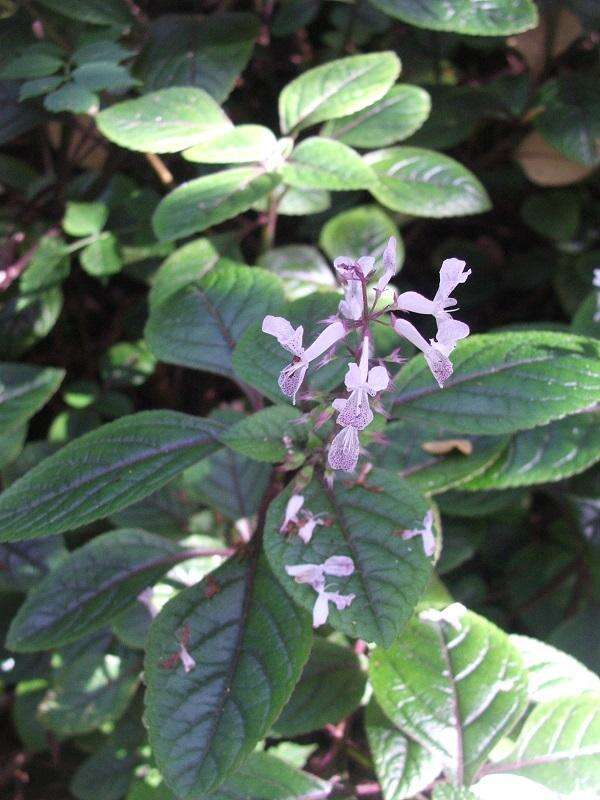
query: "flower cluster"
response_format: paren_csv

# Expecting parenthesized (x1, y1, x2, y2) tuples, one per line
(263, 238, 471, 474)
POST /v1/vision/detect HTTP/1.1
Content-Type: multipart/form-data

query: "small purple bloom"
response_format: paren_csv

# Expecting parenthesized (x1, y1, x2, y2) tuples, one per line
(333, 340, 389, 430)
(328, 425, 360, 472)
(262, 316, 346, 403)
(376, 237, 398, 293)
(285, 556, 355, 627)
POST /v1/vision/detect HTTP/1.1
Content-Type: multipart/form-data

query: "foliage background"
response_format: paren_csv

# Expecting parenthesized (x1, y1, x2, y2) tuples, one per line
(0, 0, 599, 798)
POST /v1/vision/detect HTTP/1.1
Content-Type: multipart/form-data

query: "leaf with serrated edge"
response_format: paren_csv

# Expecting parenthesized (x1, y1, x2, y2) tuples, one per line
(0, 411, 221, 542)
(279, 52, 400, 134)
(221, 406, 302, 463)
(483, 695, 600, 793)
(265, 468, 432, 647)
(509, 635, 600, 704)
(7, 530, 184, 651)
(145, 263, 284, 378)
(462, 411, 600, 489)
(369, 606, 528, 784)
(366, 698, 443, 800)
(392, 332, 600, 435)
(144, 555, 312, 799)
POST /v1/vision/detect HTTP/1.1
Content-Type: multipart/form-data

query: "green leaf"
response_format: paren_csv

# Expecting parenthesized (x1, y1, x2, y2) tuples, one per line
(206, 752, 330, 800)
(366, 699, 444, 800)
(265, 468, 432, 647)
(0, 49, 63, 79)
(279, 51, 401, 134)
(534, 75, 600, 167)
(37, 0, 132, 26)
(368, 0, 538, 35)
(80, 232, 122, 277)
(145, 262, 284, 378)
(136, 13, 259, 103)
(392, 332, 600, 435)
(281, 137, 376, 190)
(152, 167, 280, 241)
(0, 362, 64, 435)
(509, 634, 600, 704)
(63, 201, 108, 237)
(320, 204, 402, 264)
(72, 61, 137, 93)
(19, 76, 63, 101)
(0, 411, 221, 542)
(232, 292, 346, 403)
(369, 605, 528, 784)
(275, 185, 331, 216)
(72, 41, 133, 65)
(258, 245, 336, 299)
(521, 190, 581, 241)
(272, 638, 366, 737)
(183, 449, 270, 520)
(0, 424, 26, 472)
(13, 680, 51, 753)
(21, 234, 69, 292)
(572, 292, 599, 338)
(406, 85, 491, 150)
(183, 125, 278, 164)
(149, 238, 221, 308)
(375, 421, 508, 494)
(96, 87, 232, 154)
(40, 632, 140, 736)
(144, 555, 312, 799)
(486, 695, 600, 793)
(0, 536, 65, 593)
(44, 82, 98, 114)
(221, 406, 301, 462)
(461, 411, 600, 489)
(0, 81, 43, 146)
(7, 530, 183, 651)
(366, 147, 491, 217)
(322, 84, 431, 147)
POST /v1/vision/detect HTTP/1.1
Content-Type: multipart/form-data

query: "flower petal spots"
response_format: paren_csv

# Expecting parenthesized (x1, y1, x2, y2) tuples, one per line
(336, 387, 373, 430)
(278, 362, 307, 402)
(262, 315, 304, 356)
(328, 426, 360, 472)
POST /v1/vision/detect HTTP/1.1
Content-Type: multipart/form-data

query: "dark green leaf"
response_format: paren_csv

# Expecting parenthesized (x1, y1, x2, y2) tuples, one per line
(44, 82, 98, 114)
(0, 536, 65, 593)
(72, 62, 137, 92)
(393, 332, 600, 435)
(7, 530, 183, 651)
(221, 406, 301, 462)
(258, 245, 336, 299)
(0, 411, 221, 542)
(145, 262, 284, 378)
(39, 633, 140, 736)
(534, 75, 600, 167)
(37, 0, 132, 25)
(0, 362, 64, 435)
(144, 555, 312, 798)
(80, 232, 122, 277)
(136, 13, 259, 103)
(272, 638, 366, 736)
(265, 468, 432, 647)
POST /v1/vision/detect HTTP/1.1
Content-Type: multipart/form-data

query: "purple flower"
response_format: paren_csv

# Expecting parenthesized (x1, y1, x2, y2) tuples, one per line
(333, 255, 376, 282)
(280, 493, 325, 544)
(392, 317, 454, 387)
(328, 425, 360, 472)
(262, 316, 346, 403)
(376, 237, 398, 294)
(333, 340, 389, 430)
(396, 258, 471, 321)
(339, 279, 363, 320)
(285, 556, 355, 627)
(402, 509, 435, 557)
